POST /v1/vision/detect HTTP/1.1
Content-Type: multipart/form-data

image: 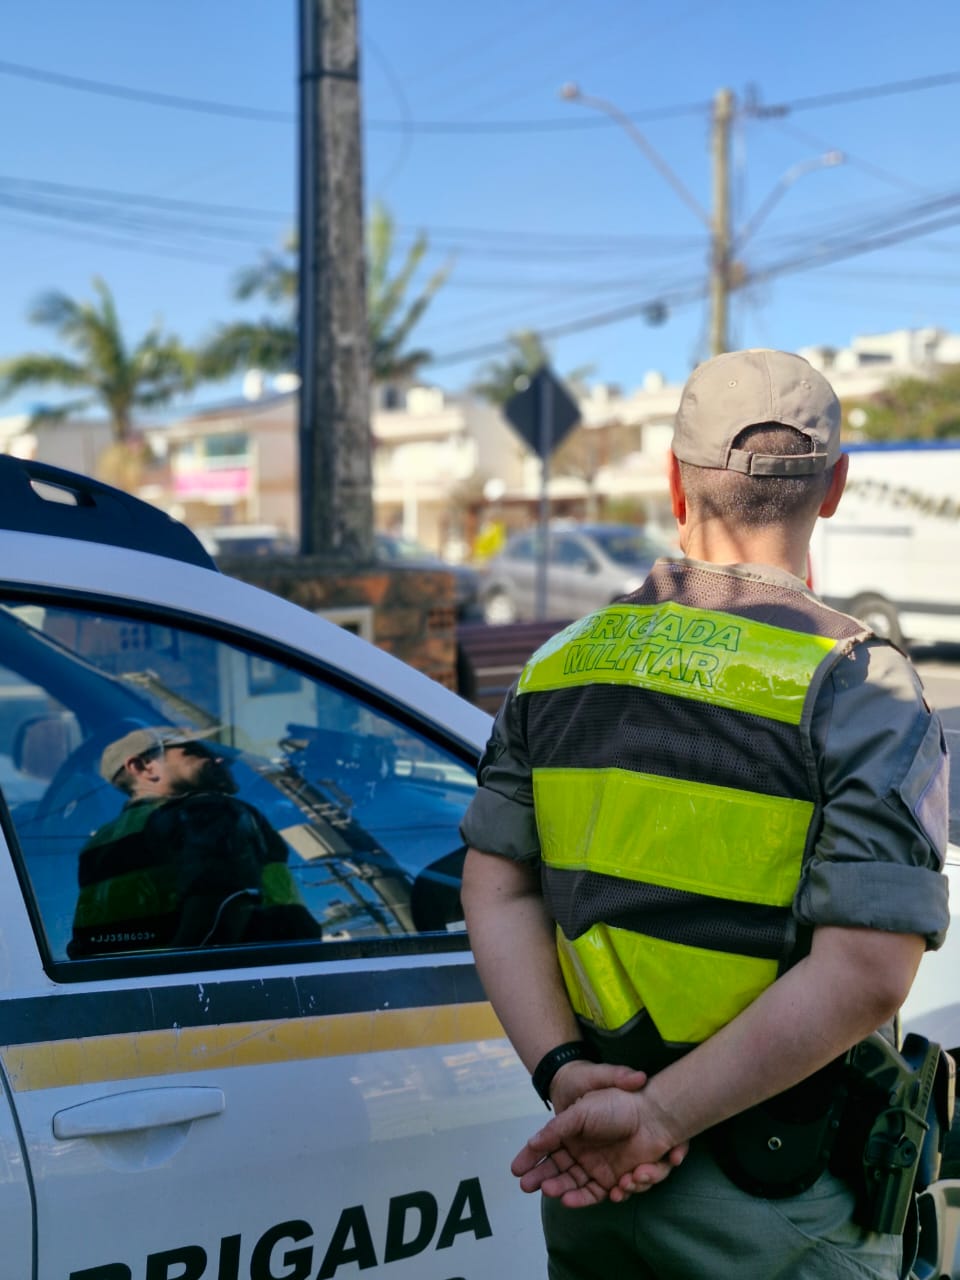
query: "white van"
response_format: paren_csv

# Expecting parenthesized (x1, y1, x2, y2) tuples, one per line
(810, 440, 960, 646)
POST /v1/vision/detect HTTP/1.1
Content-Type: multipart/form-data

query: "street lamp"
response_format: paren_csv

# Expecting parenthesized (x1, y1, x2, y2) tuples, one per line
(560, 82, 846, 354)
(560, 81, 727, 350)
(735, 151, 846, 249)
(559, 82, 710, 230)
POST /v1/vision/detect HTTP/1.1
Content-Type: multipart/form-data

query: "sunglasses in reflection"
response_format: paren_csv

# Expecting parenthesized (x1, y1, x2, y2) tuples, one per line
(140, 740, 220, 765)
(174, 741, 220, 760)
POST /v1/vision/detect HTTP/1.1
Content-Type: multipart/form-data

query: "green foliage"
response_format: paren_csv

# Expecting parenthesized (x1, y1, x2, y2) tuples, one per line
(471, 330, 593, 407)
(846, 365, 960, 441)
(200, 203, 451, 386)
(199, 321, 297, 384)
(0, 278, 194, 442)
(367, 204, 451, 382)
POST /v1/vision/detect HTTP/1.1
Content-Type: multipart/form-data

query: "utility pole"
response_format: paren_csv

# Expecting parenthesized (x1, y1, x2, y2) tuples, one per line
(298, 0, 373, 559)
(562, 82, 736, 359)
(709, 87, 735, 357)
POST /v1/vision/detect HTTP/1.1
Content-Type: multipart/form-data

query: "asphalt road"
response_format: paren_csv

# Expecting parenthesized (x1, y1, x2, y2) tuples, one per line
(911, 644, 960, 846)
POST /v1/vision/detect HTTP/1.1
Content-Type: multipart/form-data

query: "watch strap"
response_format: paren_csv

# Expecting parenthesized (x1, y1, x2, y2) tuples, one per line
(531, 1040, 599, 1108)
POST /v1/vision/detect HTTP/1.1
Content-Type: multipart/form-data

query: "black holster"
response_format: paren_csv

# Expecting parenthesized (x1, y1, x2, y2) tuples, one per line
(833, 1033, 954, 1236)
(709, 1033, 954, 1234)
(709, 1057, 849, 1199)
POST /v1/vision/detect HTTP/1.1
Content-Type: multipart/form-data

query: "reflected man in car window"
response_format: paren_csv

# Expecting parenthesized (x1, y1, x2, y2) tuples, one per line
(69, 725, 322, 958)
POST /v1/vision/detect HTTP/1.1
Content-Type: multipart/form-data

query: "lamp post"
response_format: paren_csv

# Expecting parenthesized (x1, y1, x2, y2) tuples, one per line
(560, 82, 725, 352)
(559, 82, 711, 229)
(735, 150, 846, 249)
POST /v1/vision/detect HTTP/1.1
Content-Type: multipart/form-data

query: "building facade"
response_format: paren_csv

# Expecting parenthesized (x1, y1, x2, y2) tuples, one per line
(3, 327, 957, 562)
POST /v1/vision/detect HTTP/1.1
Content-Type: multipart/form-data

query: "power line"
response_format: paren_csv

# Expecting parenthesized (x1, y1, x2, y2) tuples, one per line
(0, 174, 288, 222)
(0, 191, 270, 247)
(0, 174, 705, 262)
(395, 223, 705, 249)
(746, 189, 960, 257)
(3, 55, 958, 136)
(749, 206, 960, 284)
(0, 59, 294, 122)
(767, 119, 927, 195)
(0, 56, 707, 132)
(747, 69, 960, 118)
(429, 278, 707, 367)
(0, 211, 236, 266)
(367, 101, 710, 132)
(428, 199, 960, 367)
(400, 0, 559, 89)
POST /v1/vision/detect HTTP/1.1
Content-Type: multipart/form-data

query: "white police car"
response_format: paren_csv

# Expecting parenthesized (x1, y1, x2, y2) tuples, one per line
(0, 458, 545, 1280)
(0, 458, 957, 1280)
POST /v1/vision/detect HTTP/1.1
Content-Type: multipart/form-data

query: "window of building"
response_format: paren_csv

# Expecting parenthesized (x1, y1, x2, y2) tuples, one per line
(204, 433, 249, 462)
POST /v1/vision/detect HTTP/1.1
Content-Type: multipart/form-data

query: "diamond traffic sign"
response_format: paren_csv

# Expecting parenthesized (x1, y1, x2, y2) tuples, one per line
(502, 366, 581, 460)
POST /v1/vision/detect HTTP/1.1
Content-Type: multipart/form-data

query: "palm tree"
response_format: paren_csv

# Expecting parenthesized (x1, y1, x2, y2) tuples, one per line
(471, 330, 593, 406)
(0, 278, 195, 443)
(201, 202, 451, 385)
(366, 203, 451, 381)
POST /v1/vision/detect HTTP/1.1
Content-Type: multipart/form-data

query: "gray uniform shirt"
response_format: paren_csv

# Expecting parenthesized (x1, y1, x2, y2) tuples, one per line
(461, 558, 950, 948)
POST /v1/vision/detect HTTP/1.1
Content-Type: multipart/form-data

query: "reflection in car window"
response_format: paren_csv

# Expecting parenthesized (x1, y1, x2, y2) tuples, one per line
(0, 602, 475, 964)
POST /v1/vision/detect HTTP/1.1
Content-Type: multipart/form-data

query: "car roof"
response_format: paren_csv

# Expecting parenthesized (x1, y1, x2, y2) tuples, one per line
(0, 455, 217, 570)
(0, 461, 490, 754)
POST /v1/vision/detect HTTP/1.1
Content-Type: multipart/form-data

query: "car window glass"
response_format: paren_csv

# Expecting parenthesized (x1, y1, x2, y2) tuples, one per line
(589, 527, 670, 566)
(507, 536, 535, 562)
(0, 601, 475, 968)
(551, 538, 592, 569)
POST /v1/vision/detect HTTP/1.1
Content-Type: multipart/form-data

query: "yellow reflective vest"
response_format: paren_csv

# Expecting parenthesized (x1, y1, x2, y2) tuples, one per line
(517, 560, 871, 1059)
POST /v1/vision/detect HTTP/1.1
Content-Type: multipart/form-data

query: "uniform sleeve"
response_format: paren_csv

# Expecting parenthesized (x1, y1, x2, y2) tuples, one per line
(459, 682, 541, 864)
(795, 640, 950, 949)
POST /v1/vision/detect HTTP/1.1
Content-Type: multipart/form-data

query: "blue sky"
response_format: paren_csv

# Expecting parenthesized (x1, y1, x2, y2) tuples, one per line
(2, 0, 960, 418)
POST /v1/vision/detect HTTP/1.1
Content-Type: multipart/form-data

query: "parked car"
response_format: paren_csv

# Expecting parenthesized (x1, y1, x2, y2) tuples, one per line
(194, 523, 298, 558)
(196, 526, 481, 620)
(0, 457, 544, 1279)
(375, 531, 483, 619)
(480, 521, 673, 624)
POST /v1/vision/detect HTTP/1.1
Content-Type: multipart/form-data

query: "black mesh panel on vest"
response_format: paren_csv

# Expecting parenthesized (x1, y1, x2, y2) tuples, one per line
(626, 561, 867, 642)
(526, 684, 809, 799)
(545, 866, 791, 960)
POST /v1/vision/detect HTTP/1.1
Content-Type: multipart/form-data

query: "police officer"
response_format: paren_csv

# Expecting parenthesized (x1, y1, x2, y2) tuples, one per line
(70, 725, 322, 956)
(460, 349, 950, 1279)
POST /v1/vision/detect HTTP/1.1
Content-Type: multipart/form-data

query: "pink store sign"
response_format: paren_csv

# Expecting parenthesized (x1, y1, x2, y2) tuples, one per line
(174, 468, 251, 498)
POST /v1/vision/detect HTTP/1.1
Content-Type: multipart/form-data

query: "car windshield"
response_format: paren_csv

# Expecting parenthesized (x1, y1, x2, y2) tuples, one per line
(587, 526, 670, 566)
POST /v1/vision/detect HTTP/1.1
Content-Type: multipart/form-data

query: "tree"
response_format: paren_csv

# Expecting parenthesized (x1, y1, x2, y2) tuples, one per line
(845, 365, 960, 442)
(201, 203, 451, 385)
(0, 277, 195, 443)
(471, 330, 593, 406)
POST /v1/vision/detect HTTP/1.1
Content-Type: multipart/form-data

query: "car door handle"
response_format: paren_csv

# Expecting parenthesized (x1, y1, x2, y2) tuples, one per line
(53, 1087, 225, 1139)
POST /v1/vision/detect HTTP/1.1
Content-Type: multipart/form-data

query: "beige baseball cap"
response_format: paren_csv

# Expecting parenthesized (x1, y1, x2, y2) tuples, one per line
(673, 348, 842, 476)
(99, 725, 219, 782)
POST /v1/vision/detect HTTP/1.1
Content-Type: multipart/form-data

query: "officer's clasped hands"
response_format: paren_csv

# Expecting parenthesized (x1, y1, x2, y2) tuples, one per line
(512, 1083, 690, 1209)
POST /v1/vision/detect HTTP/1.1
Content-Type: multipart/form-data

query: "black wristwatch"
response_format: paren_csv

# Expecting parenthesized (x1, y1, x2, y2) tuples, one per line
(532, 1041, 599, 1108)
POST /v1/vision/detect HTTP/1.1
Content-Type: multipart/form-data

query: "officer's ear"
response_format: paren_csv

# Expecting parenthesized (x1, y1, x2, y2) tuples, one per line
(819, 453, 849, 519)
(668, 451, 687, 525)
